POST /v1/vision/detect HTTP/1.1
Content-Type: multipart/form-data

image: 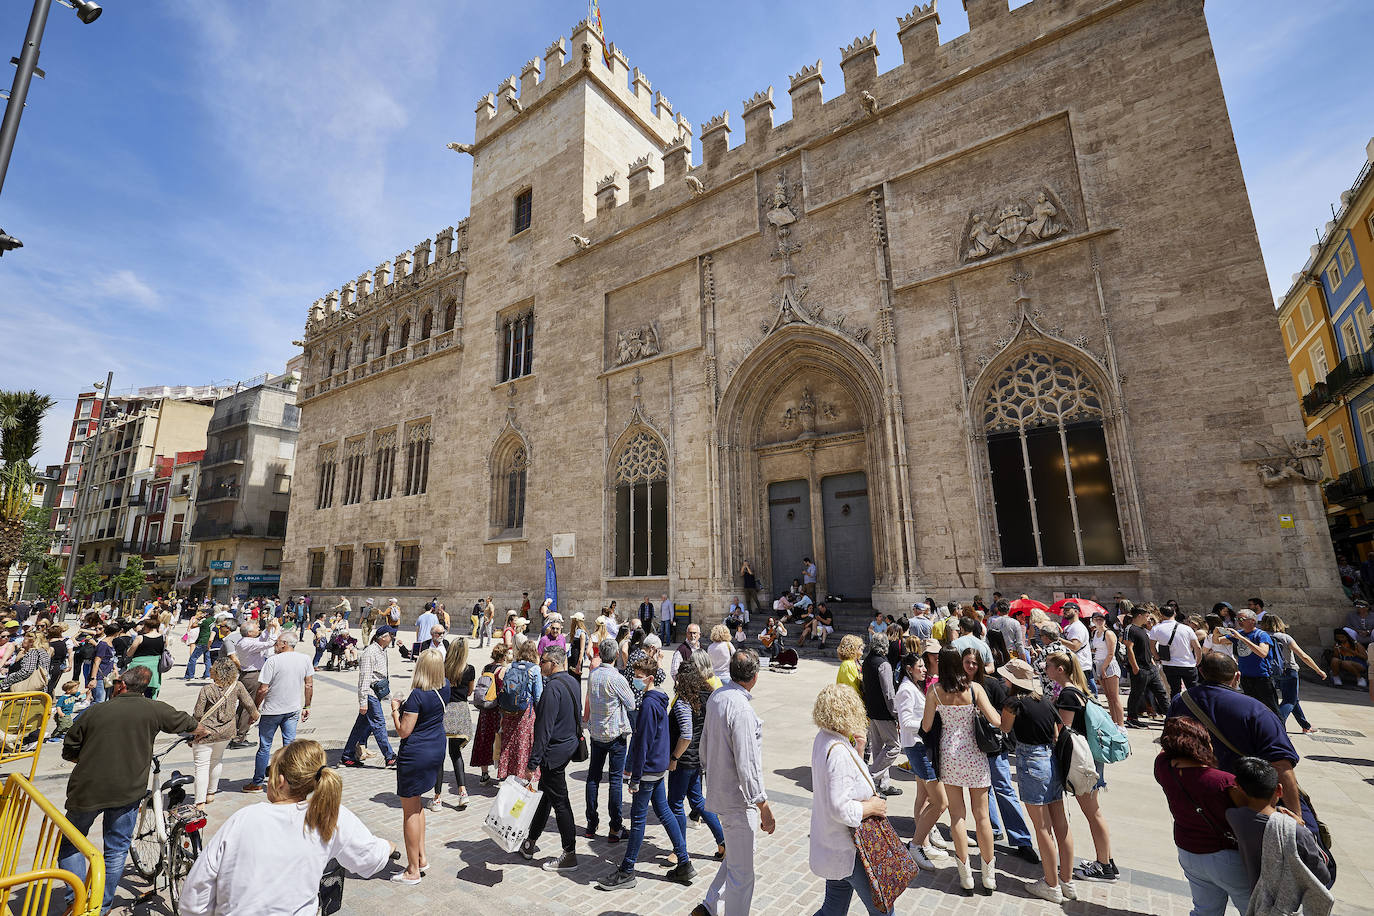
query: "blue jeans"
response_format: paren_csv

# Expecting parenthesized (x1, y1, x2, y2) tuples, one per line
(667, 764, 725, 846)
(1276, 671, 1312, 730)
(342, 696, 394, 761)
(987, 751, 1032, 846)
(90, 679, 106, 704)
(252, 711, 299, 785)
(312, 643, 326, 667)
(184, 644, 211, 679)
(621, 777, 687, 871)
(1176, 848, 1251, 916)
(815, 848, 894, 916)
(58, 801, 139, 913)
(585, 736, 627, 834)
(659, 618, 673, 644)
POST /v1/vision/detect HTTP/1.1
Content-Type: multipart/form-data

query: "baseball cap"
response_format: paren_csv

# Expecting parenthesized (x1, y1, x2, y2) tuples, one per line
(374, 625, 398, 639)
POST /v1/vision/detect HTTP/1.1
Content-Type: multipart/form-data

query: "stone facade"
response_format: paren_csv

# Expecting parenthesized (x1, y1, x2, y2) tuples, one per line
(284, 0, 1345, 638)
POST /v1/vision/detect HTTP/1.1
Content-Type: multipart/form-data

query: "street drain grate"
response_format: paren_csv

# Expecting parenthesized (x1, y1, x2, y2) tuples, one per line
(1318, 728, 1365, 738)
(1308, 735, 1354, 745)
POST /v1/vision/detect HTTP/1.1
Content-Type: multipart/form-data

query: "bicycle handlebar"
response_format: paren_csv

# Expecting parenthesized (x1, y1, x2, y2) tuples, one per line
(153, 733, 195, 760)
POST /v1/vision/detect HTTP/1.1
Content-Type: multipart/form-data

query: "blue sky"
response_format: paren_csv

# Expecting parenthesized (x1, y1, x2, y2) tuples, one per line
(1, 0, 1371, 467)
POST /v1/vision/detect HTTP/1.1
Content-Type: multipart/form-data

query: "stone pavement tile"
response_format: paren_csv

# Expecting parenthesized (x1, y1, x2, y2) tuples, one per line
(19, 634, 1374, 915)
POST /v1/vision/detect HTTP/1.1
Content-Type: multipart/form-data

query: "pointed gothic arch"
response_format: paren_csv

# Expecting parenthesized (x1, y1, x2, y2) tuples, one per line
(607, 419, 670, 578)
(489, 427, 531, 538)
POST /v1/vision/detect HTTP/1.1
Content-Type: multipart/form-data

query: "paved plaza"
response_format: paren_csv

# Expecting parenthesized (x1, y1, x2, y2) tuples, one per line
(21, 634, 1374, 915)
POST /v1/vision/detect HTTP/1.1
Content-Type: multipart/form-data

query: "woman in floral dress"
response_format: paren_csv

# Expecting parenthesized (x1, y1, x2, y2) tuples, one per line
(470, 644, 508, 784)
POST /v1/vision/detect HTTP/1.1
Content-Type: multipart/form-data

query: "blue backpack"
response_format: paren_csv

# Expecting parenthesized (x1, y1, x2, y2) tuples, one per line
(1083, 696, 1131, 764)
(499, 661, 535, 712)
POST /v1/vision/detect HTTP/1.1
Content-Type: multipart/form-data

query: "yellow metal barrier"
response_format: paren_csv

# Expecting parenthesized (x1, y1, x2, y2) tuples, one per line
(0, 773, 102, 916)
(0, 693, 50, 781)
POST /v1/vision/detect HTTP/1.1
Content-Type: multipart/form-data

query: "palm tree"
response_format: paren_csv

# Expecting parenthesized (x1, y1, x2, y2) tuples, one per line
(0, 390, 58, 589)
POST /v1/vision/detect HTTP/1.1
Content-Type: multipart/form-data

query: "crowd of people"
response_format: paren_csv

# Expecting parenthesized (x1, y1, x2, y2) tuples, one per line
(0, 587, 1355, 915)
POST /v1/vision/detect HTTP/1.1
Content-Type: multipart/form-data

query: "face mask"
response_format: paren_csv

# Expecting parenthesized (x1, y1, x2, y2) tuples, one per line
(632, 677, 646, 692)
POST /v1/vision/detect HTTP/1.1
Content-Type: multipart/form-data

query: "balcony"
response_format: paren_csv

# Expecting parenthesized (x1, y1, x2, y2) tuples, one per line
(198, 485, 241, 504)
(1325, 462, 1374, 503)
(191, 520, 273, 541)
(1302, 382, 1332, 416)
(126, 494, 147, 507)
(1327, 352, 1374, 398)
(201, 452, 245, 470)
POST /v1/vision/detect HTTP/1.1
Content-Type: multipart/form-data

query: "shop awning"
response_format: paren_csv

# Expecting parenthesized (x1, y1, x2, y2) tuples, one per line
(174, 574, 208, 589)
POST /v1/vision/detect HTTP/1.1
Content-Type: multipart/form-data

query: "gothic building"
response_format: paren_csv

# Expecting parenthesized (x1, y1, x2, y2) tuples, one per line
(283, 0, 1344, 635)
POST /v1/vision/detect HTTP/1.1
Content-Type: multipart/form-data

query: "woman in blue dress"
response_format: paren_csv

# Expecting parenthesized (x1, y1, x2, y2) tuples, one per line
(390, 648, 450, 884)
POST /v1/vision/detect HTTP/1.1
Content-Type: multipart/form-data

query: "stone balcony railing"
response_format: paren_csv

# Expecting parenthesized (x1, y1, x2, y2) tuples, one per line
(298, 329, 461, 403)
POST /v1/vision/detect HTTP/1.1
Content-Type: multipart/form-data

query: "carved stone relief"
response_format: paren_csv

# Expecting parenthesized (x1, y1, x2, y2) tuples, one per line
(780, 387, 839, 438)
(1242, 435, 1326, 487)
(613, 322, 662, 366)
(962, 189, 1071, 263)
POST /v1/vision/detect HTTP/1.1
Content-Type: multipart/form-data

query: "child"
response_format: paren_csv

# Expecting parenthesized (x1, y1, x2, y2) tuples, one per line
(1224, 756, 1334, 913)
(48, 681, 81, 742)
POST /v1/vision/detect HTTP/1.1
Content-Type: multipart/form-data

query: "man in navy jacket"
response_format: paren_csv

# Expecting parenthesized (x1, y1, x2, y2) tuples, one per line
(521, 646, 582, 872)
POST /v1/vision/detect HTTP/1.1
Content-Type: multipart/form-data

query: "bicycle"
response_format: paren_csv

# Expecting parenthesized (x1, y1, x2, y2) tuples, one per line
(128, 734, 208, 911)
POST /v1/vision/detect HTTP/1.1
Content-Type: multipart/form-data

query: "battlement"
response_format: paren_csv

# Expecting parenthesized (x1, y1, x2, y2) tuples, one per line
(303, 221, 469, 338)
(565, 0, 1133, 245)
(471, 18, 682, 150)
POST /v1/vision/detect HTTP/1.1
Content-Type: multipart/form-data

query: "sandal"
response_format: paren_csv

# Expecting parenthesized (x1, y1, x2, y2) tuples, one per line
(204, 794, 216, 805)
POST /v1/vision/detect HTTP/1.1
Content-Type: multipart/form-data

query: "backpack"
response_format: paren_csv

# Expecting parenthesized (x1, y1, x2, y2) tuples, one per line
(1266, 635, 1289, 677)
(1060, 729, 1100, 796)
(1082, 697, 1131, 764)
(499, 661, 535, 712)
(472, 671, 499, 710)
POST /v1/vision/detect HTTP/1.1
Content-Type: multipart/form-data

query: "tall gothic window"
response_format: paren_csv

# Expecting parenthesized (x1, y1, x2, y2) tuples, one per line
(325, 350, 336, 378)
(341, 440, 366, 505)
(420, 310, 433, 340)
(404, 421, 432, 496)
(372, 430, 397, 500)
(342, 342, 352, 371)
(490, 437, 529, 536)
(500, 310, 534, 382)
(315, 447, 337, 510)
(443, 300, 458, 332)
(398, 320, 411, 350)
(379, 326, 390, 356)
(360, 335, 371, 363)
(983, 352, 1125, 567)
(612, 431, 669, 577)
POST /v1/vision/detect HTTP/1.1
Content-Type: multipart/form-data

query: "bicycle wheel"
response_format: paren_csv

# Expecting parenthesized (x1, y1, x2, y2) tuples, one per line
(128, 804, 163, 879)
(167, 826, 199, 912)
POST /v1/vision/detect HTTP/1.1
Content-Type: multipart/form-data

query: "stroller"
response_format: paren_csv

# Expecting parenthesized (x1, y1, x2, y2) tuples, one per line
(324, 632, 359, 671)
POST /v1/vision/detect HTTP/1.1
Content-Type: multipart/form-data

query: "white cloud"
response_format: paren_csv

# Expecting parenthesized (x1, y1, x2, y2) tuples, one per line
(96, 269, 159, 309)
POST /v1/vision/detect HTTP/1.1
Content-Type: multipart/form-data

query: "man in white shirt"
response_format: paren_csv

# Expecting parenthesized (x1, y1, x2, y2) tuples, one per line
(227, 622, 275, 749)
(670, 624, 701, 679)
(244, 631, 313, 791)
(413, 605, 440, 656)
(1151, 602, 1201, 696)
(332, 595, 351, 627)
(658, 593, 674, 645)
(1059, 602, 1095, 691)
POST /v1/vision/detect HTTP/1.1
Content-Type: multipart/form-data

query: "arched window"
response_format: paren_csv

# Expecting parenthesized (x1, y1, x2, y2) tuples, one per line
(399, 320, 411, 349)
(490, 437, 529, 536)
(326, 350, 336, 378)
(983, 352, 1125, 567)
(341, 342, 352, 371)
(420, 310, 433, 340)
(379, 326, 390, 356)
(360, 335, 371, 363)
(443, 300, 458, 332)
(612, 431, 669, 577)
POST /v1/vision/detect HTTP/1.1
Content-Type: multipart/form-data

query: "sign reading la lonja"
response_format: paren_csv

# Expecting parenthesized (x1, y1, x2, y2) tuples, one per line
(235, 573, 281, 583)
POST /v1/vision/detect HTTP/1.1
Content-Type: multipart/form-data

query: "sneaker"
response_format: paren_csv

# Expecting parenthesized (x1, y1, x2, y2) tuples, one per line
(1073, 860, 1117, 881)
(227, 739, 250, 750)
(542, 851, 578, 872)
(1060, 880, 1078, 900)
(595, 869, 637, 891)
(666, 861, 696, 884)
(584, 827, 597, 839)
(1027, 880, 1063, 903)
(1012, 845, 1041, 865)
(426, 798, 443, 812)
(479, 773, 492, 786)
(607, 830, 622, 844)
(1331, 675, 1343, 686)
(340, 758, 364, 768)
(519, 840, 536, 861)
(241, 783, 263, 793)
(880, 784, 903, 797)
(1124, 719, 1146, 729)
(907, 843, 937, 870)
(688, 810, 702, 824)
(456, 793, 469, 810)
(922, 844, 949, 859)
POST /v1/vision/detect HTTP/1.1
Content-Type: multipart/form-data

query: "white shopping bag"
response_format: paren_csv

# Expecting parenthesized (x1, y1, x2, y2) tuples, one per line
(482, 776, 543, 853)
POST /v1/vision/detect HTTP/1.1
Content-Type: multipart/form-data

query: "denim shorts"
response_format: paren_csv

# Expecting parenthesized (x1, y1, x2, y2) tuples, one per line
(901, 742, 938, 782)
(1014, 743, 1063, 805)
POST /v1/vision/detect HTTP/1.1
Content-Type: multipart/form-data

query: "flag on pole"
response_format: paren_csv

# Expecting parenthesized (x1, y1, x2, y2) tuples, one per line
(544, 549, 558, 614)
(591, 0, 612, 67)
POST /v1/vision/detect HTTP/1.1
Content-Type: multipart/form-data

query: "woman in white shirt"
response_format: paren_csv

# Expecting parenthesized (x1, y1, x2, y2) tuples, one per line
(895, 652, 949, 870)
(809, 684, 893, 916)
(181, 739, 394, 915)
(706, 624, 734, 683)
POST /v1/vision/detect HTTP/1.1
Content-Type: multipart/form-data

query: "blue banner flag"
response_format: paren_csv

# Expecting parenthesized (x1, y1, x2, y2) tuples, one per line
(544, 549, 558, 614)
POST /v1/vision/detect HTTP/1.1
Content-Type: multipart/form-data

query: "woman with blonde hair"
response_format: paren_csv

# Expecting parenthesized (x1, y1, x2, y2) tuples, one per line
(180, 740, 393, 915)
(707, 624, 734, 683)
(808, 684, 893, 915)
(390, 648, 450, 884)
(439, 639, 477, 810)
(567, 612, 589, 679)
(191, 658, 259, 805)
(1044, 651, 1116, 882)
(835, 634, 865, 697)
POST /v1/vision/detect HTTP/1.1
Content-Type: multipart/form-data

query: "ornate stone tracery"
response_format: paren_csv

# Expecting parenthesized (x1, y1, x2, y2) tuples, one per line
(614, 431, 669, 484)
(983, 353, 1104, 433)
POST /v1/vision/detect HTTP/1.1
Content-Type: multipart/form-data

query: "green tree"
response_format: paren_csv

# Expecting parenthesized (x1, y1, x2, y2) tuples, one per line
(0, 389, 58, 585)
(32, 561, 63, 600)
(112, 556, 147, 600)
(71, 562, 104, 599)
(18, 504, 53, 569)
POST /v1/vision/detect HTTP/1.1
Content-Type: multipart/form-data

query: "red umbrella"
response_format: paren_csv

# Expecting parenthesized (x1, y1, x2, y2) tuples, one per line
(1048, 597, 1108, 618)
(1008, 596, 1048, 616)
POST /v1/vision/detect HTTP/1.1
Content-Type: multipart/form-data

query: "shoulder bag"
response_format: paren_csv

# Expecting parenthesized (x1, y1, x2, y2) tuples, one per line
(830, 743, 918, 912)
(971, 684, 1007, 755)
(1158, 621, 1180, 662)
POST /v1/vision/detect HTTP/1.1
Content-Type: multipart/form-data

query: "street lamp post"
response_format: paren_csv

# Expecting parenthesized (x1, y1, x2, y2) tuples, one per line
(61, 371, 113, 614)
(0, 0, 102, 255)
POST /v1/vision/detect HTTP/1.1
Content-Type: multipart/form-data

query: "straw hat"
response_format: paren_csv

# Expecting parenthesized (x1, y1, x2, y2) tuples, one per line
(998, 658, 1040, 694)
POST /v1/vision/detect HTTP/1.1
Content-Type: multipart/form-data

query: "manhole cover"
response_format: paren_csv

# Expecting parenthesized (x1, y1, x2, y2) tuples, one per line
(1318, 728, 1365, 738)
(1308, 735, 1354, 745)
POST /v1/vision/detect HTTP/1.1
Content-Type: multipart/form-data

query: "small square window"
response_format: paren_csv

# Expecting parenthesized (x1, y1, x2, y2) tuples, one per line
(513, 188, 532, 235)
(1339, 241, 1355, 274)
(1326, 261, 1342, 290)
